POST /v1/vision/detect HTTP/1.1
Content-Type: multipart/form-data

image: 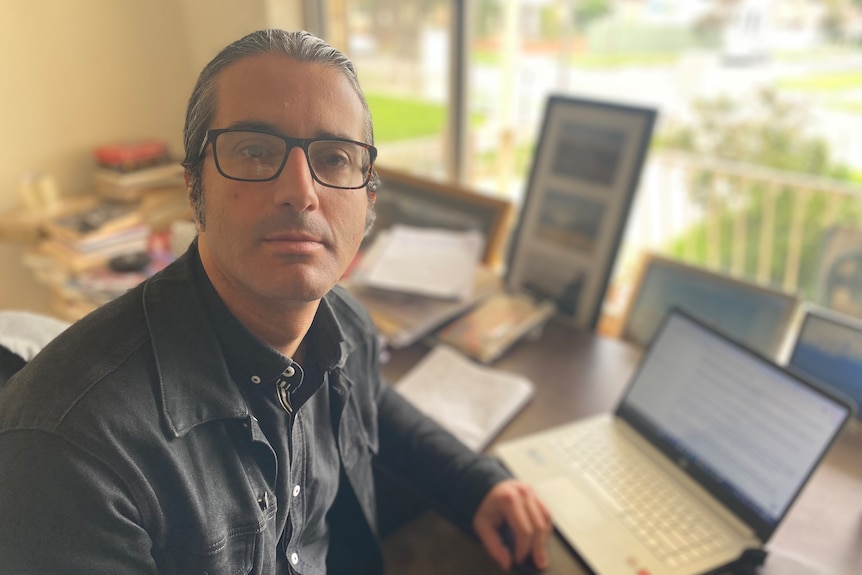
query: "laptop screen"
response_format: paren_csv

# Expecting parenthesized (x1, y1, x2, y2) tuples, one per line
(788, 308, 862, 419)
(618, 311, 851, 539)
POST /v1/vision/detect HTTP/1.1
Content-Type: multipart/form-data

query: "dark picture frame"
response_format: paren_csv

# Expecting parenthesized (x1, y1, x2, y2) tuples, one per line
(506, 96, 657, 329)
(367, 166, 513, 266)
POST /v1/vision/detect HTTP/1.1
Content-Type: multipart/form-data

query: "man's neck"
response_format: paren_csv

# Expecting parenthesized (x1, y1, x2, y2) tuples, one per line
(197, 251, 319, 359)
(225, 297, 318, 359)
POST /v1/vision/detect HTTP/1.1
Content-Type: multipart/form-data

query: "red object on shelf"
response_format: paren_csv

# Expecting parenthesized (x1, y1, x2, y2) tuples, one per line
(94, 140, 169, 171)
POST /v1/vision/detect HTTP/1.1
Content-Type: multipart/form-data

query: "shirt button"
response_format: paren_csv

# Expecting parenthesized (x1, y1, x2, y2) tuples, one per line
(284, 365, 295, 378)
(250, 375, 261, 384)
(290, 552, 299, 565)
(292, 484, 301, 497)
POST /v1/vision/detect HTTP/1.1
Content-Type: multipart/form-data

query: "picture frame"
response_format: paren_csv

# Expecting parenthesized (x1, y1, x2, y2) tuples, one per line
(815, 226, 862, 319)
(506, 95, 657, 329)
(619, 252, 798, 360)
(367, 166, 513, 266)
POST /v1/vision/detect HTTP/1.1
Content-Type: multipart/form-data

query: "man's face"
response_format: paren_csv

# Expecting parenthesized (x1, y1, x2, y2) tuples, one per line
(196, 54, 370, 308)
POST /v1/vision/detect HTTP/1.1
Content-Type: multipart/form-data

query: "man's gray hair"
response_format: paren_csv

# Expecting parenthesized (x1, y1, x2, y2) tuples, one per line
(181, 29, 377, 231)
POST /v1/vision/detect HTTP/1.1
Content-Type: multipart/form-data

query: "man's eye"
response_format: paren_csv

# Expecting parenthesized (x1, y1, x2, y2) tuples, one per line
(320, 152, 349, 168)
(312, 143, 358, 171)
(239, 145, 268, 159)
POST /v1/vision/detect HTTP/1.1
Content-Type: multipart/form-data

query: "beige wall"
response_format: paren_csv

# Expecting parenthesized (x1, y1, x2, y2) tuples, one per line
(0, 0, 303, 316)
(181, 0, 304, 73)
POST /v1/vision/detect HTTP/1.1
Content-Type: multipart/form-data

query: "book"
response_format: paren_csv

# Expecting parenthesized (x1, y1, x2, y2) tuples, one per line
(37, 235, 149, 273)
(139, 186, 193, 231)
(65, 267, 149, 303)
(394, 345, 534, 452)
(436, 292, 557, 364)
(51, 224, 151, 253)
(94, 140, 170, 172)
(0, 195, 94, 243)
(94, 164, 185, 201)
(43, 199, 143, 246)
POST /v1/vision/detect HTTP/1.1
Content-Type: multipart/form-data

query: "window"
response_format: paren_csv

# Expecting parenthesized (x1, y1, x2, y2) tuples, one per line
(325, 0, 862, 324)
(325, 0, 454, 179)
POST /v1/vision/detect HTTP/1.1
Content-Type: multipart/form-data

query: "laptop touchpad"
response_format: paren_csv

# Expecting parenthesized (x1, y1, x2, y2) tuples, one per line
(535, 477, 608, 532)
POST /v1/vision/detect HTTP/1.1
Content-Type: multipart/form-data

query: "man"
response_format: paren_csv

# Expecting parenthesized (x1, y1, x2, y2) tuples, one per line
(0, 30, 550, 573)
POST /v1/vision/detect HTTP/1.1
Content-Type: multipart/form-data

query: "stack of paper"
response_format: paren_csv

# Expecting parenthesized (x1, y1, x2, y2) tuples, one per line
(352, 225, 483, 301)
(395, 345, 534, 452)
(343, 225, 498, 348)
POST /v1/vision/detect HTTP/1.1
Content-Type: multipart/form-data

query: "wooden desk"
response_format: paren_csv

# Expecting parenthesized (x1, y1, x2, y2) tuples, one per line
(380, 320, 862, 575)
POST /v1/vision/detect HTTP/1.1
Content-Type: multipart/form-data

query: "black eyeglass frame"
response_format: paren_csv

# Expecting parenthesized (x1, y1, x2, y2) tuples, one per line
(200, 128, 378, 190)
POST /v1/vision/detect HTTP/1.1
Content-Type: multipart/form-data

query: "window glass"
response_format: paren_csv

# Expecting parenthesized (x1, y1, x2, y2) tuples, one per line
(327, 1, 862, 325)
(327, 0, 452, 178)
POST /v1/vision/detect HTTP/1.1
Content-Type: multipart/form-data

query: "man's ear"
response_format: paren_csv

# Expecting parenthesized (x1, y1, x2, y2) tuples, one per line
(185, 171, 204, 231)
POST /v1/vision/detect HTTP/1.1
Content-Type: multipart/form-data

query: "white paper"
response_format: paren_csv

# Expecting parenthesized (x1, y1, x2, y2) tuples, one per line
(395, 345, 534, 452)
(358, 225, 483, 300)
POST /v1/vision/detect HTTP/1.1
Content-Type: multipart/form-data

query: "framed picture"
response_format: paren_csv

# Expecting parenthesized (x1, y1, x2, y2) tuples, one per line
(619, 253, 798, 359)
(816, 226, 862, 319)
(506, 95, 657, 329)
(366, 166, 513, 265)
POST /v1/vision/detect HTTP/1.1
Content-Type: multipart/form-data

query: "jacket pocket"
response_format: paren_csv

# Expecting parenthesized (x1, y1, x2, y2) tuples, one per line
(171, 528, 257, 575)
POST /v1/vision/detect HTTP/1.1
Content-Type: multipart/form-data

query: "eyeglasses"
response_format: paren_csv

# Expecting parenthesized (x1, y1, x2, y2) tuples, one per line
(201, 129, 378, 190)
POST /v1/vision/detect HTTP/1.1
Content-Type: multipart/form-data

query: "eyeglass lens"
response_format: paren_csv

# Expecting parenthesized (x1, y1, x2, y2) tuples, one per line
(213, 131, 371, 187)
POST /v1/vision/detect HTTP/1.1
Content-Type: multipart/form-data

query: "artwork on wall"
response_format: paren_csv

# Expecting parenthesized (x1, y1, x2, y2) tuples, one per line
(507, 95, 657, 329)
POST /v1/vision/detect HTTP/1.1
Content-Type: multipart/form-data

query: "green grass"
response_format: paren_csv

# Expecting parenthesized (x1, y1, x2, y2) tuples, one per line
(366, 93, 488, 144)
(366, 94, 447, 143)
(779, 71, 862, 93)
(773, 46, 853, 62)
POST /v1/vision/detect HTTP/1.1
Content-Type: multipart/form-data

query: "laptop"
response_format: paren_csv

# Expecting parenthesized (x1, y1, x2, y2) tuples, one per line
(496, 309, 852, 575)
(785, 304, 862, 421)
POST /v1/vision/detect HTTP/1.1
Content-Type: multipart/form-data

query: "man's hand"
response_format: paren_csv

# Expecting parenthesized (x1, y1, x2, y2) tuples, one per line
(473, 479, 552, 571)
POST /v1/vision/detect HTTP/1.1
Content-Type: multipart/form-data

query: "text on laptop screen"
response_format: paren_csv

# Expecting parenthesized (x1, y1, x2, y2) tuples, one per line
(622, 313, 849, 527)
(789, 310, 862, 418)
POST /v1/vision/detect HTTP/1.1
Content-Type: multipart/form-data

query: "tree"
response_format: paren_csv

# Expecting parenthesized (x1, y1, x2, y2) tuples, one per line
(572, 0, 612, 32)
(659, 88, 862, 297)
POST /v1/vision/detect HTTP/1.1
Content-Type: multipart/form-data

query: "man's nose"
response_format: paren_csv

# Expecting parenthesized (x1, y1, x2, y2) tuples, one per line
(271, 146, 320, 212)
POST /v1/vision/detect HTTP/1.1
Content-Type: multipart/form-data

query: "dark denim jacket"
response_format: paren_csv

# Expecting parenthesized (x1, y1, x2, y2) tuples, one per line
(0, 249, 509, 574)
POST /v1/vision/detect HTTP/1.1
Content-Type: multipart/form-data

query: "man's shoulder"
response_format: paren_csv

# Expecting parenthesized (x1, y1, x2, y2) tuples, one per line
(0, 285, 152, 434)
(326, 284, 376, 333)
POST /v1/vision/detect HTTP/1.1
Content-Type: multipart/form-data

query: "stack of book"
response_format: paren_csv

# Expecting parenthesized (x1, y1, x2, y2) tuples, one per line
(93, 140, 185, 202)
(37, 199, 150, 273)
(94, 139, 172, 171)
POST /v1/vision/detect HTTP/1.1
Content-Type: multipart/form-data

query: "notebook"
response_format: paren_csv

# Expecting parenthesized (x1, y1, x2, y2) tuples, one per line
(395, 345, 534, 452)
(496, 309, 852, 575)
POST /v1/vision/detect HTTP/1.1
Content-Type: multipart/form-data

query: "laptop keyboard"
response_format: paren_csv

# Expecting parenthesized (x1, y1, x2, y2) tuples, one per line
(549, 426, 730, 569)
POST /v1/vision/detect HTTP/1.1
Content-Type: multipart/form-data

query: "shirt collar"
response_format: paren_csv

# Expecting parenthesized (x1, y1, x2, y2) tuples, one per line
(192, 246, 347, 381)
(142, 239, 352, 435)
